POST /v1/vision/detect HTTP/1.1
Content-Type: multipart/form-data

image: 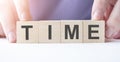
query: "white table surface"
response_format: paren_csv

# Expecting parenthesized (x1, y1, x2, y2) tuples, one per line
(0, 38, 120, 62)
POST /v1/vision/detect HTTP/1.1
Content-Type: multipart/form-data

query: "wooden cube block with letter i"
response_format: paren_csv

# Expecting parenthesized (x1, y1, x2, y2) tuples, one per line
(39, 21, 61, 43)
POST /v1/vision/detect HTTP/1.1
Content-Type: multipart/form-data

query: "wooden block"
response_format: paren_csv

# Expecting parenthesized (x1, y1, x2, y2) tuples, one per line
(17, 21, 39, 43)
(39, 21, 61, 43)
(17, 20, 105, 43)
(61, 20, 83, 43)
(83, 21, 105, 43)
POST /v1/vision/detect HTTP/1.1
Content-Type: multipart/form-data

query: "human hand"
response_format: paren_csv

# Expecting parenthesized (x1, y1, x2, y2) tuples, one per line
(0, 0, 32, 43)
(92, 0, 120, 39)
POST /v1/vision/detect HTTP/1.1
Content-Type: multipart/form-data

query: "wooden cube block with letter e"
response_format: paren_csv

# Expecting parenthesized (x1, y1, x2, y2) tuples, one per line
(83, 21, 105, 43)
(17, 21, 39, 43)
(61, 20, 83, 43)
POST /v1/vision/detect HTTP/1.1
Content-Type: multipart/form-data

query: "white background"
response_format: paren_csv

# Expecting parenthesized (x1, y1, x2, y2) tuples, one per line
(0, 38, 120, 62)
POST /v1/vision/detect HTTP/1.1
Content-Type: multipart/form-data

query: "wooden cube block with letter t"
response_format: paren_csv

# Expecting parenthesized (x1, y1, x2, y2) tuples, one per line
(17, 21, 39, 43)
(83, 21, 105, 43)
(61, 20, 83, 43)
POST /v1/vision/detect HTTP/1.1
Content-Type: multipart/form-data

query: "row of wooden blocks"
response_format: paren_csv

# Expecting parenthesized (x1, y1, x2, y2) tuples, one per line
(17, 20, 105, 43)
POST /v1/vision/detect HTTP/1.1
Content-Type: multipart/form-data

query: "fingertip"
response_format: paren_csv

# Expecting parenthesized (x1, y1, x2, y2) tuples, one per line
(7, 32, 16, 43)
(92, 12, 105, 20)
(105, 26, 114, 39)
(112, 31, 120, 39)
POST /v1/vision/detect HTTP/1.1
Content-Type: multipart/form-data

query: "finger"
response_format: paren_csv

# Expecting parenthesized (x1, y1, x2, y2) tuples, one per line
(106, 0, 120, 39)
(92, 0, 117, 20)
(0, 22, 5, 38)
(13, 0, 32, 21)
(0, 0, 17, 43)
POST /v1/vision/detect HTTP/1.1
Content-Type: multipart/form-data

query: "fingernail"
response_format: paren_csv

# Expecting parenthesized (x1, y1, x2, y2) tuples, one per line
(92, 12, 104, 20)
(7, 32, 16, 43)
(106, 28, 114, 38)
(20, 12, 27, 20)
(19, 12, 32, 21)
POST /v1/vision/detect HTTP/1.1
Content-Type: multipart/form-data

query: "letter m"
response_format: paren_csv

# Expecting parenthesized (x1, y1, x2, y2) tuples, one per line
(65, 25, 79, 39)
